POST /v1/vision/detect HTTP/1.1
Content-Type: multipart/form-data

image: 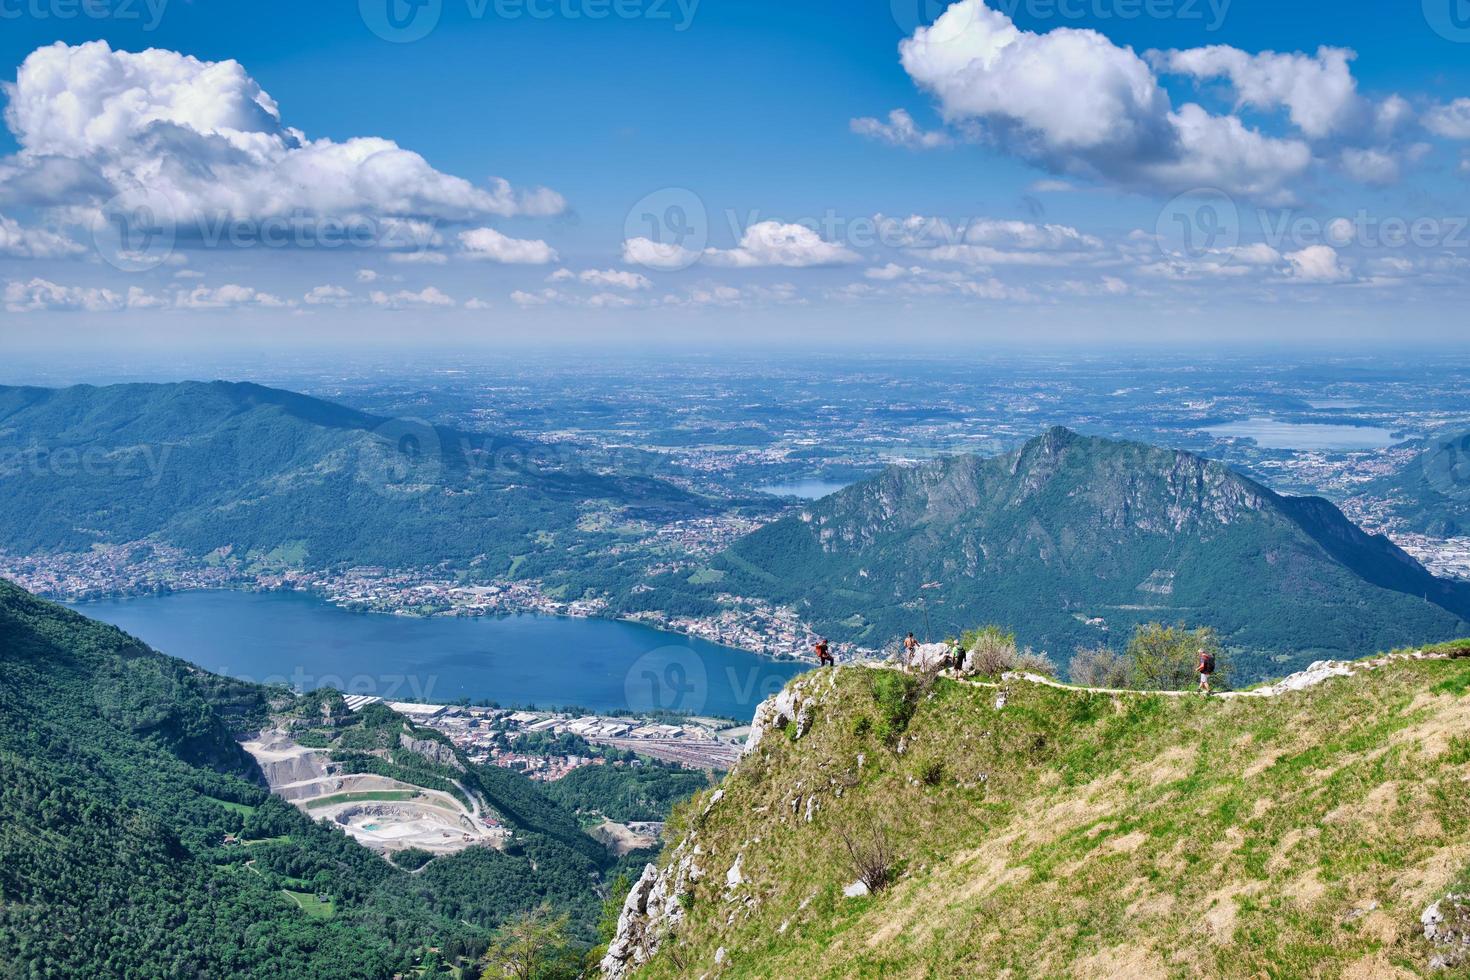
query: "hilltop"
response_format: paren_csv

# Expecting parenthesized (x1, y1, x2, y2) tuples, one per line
(0, 380, 701, 573)
(709, 427, 1470, 680)
(605, 643, 1470, 978)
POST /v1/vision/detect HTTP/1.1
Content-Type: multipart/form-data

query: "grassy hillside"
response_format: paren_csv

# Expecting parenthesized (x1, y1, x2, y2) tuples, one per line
(618, 648, 1470, 978)
(0, 380, 701, 577)
(709, 427, 1470, 681)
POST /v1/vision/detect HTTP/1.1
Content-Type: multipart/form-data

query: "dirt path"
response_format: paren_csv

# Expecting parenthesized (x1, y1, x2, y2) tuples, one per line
(874, 649, 1456, 701)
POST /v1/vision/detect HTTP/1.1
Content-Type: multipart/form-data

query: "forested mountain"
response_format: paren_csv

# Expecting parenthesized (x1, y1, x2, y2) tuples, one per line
(0, 579, 645, 976)
(710, 427, 1470, 680)
(1366, 428, 1470, 536)
(0, 381, 701, 572)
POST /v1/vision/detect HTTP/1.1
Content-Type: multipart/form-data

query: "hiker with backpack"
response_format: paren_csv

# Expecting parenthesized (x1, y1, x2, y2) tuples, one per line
(815, 638, 835, 667)
(903, 632, 918, 666)
(1197, 647, 1216, 694)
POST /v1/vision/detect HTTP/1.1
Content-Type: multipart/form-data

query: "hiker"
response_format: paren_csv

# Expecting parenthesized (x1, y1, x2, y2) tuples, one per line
(903, 632, 918, 666)
(950, 645, 967, 676)
(815, 638, 835, 667)
(1197, 647, 1216, 694)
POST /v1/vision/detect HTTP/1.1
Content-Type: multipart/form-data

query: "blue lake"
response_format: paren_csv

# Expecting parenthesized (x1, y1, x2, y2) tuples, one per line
(69, 590, 806, 721)
(757, 478, 852, 499)
(1206, 417, 1398, 450)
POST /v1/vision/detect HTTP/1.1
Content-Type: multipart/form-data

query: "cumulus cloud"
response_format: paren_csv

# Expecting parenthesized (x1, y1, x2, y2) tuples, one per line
(896, 1, 1313, 200)
(0, 213, 82, 257)
(548, 267, 652, 290)
(1154, 46, 1361, 139)
(0, 41, 564, 236)
(1285, 245, 1352, 283)
(175, 283, 289, 309)
(1425, 99, 1470, 140)
(4, 277, 163, 312)
(369, 286, 455, 308)
(621, 236, 699, 271)
(702, 222, 861, 268)
(458, 227, 559, 264)
(850, 109, 952, 149)
(304, 284, 354, 306)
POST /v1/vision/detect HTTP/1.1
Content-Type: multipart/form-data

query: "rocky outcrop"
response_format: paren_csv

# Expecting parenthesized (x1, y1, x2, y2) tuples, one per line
(1423, 894, 1470, 969)
(745, 678, 822, 755)
(600, 835, 706, 979)
(398, 731, 465, 771)
(908, 642, 957, 672)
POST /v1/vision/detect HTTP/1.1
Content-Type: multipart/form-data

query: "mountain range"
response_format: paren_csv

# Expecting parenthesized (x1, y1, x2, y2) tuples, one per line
(709, 427, 1470, 679)
(0, 380, 701, 575)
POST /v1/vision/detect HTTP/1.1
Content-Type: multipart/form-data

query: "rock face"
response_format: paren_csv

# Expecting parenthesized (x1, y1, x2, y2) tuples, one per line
(745, 680, 819, 755)
(1423, 894, 1470, 969)
(398, 731, 465, 771)
(600, 835, 706, 979)
(908, 642, 956, 672)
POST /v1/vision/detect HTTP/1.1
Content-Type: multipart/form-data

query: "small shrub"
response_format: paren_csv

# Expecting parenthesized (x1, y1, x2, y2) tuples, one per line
(1013, 650, 1058, 678)
(870, 671, 921, 743)
(968, 630, 1020, 677)
(1127, 624, 1226, 691)
(852, 715, 873, 738)
(840, 822, 895, 894)
(1069, 645, 1133, 689)
(917, 758, 946, 786)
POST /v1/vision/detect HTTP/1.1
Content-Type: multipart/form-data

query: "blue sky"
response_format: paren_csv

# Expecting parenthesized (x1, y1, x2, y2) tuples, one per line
(0, 0, 1467, 349)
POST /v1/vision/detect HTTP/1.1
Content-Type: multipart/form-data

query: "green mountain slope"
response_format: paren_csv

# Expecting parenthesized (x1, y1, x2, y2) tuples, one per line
(713, 427, 1470, 680)
(1366, 429, 1470, 536)
(0, 579, 642, 976)
(607, 649, 1470, 978)
(0, 380, 700, 573)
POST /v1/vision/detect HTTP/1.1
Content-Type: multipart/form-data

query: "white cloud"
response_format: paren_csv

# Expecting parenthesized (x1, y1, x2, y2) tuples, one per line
(1285, 245, 1351, 283)
(1338, 147, 1401, 185)
(4, 277, 169, 312)
(621, 236, 699, 271)
(0, 213, 82, 257)
(850, 109, 952, 149)
(458, 227, 559, 264)
(464, 297, 492, 310)
(1028, 179, 1076, 192)
(175, 283, 289, 309)
(548, 267, 652, 290)
(369, 286, 455, 308)
(356, 268, 379, 283)
(304, 284, 353, 306)
(1155, 45, 1361, 139)
(1425, 99, 1470, 140)
(702, 221, 861, 268)
(0, 41, 564, 234)
(896, 1, 1313, 200)
(388, 250, 449, 265)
